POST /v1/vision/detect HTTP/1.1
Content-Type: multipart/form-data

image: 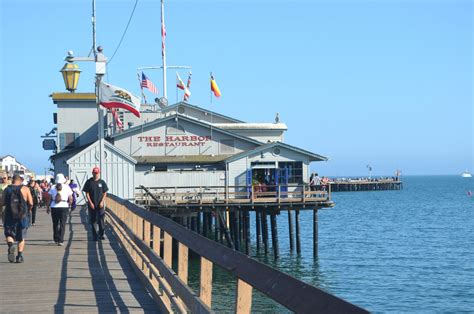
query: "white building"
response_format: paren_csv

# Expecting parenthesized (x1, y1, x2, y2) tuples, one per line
(49, 93, 327, 204)
(0, 155, 31, 176)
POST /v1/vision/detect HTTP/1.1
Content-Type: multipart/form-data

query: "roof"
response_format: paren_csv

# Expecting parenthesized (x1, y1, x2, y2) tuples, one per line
(225, 142, 328, 163)
(162, 102, 244, 123)
(66, 140, 137, 165)
(50, 140, 137, 165)
(212, 123, 288, 131)
(50, 143, 94, 160)
(50, 92, 96, 102)
(0, 154, 15, 161)
(109, 114, 263, 146)
(134, 155, 232, 164)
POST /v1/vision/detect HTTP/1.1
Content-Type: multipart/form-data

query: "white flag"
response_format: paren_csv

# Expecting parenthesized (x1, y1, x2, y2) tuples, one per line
(99, 82, 141, 117)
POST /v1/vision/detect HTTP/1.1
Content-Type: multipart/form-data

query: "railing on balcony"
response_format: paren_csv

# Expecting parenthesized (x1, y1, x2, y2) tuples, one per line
(135, 184, 331, 207)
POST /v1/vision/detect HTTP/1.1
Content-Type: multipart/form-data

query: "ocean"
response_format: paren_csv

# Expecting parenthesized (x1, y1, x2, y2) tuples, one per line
(190, 176, 474, 312)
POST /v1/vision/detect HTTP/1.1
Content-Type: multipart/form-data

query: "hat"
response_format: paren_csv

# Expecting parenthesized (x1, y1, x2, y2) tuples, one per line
(55, 173, 67, 184)
(92, 167, 100, 174)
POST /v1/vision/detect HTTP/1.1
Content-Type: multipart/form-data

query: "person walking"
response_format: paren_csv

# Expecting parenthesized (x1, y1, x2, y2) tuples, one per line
(0, 175, 11, 226)
(83, 167, 108, 241)
(0, 175, 33, 263)
(47, 174, 73, 246)
(28, 179, 40, 226)
(68, 179, 80, 212)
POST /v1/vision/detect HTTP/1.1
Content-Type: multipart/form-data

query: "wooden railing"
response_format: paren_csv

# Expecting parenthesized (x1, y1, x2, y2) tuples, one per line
(106, 194, 366, 313)
(135, 184, 331, 206)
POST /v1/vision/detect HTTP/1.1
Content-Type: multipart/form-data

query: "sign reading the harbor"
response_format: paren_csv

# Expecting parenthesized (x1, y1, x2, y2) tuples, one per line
(138, 135, 211, 147)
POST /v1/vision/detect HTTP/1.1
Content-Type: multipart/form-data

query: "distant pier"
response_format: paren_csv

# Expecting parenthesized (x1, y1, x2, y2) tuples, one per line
(329, 179, 403, 192)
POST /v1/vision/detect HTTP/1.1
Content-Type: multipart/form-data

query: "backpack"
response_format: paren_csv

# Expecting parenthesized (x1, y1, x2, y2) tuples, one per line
(55, 184, 63, 203)
(9, 186, 28, 219)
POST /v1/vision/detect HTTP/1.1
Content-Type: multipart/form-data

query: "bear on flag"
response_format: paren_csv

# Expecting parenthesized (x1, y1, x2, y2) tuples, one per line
(99, 82, 141, 117)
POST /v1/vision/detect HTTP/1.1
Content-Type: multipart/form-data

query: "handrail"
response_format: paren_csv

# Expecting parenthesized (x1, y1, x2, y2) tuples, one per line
(106, 194, 366, 313)
(135, 184, 331, 205)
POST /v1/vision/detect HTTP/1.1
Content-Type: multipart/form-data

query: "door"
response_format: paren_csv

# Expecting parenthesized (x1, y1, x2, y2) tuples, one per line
(70, 169, 90, 205)
(246, 168, 253, 199)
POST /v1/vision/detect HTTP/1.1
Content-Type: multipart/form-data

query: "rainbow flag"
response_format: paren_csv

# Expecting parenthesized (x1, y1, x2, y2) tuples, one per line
(210, 74, 221, 98)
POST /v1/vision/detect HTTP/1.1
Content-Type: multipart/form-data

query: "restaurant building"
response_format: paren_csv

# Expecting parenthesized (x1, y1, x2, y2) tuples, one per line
(49, 93, 327, 204)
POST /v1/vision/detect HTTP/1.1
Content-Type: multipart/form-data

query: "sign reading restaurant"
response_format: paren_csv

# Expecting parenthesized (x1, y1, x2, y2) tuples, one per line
(138, 135, 212, 147)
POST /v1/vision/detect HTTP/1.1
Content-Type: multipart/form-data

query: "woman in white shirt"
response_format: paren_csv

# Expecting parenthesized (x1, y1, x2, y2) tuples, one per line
(47, 174, 73, 246)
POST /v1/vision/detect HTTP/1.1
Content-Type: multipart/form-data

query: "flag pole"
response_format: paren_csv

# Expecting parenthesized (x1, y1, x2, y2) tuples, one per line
(161, 0, 167, 99)
(93, 0, 105, 174)
(210, 72, 213, 145)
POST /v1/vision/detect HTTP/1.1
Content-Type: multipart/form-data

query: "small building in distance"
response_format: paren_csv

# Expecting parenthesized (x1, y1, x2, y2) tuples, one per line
(48, 93, 327, 204)
(0, 155, 35, 177)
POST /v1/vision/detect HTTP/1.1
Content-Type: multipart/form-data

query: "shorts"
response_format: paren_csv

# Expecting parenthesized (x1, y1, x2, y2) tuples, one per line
(4, 220, 28, 242)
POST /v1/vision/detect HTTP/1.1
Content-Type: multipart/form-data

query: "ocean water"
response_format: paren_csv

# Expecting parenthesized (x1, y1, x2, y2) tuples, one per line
(191, 176, 474, 312)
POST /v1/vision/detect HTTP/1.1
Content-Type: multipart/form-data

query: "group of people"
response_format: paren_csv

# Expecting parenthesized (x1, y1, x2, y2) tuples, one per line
(309, 173, 330, 191)
(0, 166, 109, 263)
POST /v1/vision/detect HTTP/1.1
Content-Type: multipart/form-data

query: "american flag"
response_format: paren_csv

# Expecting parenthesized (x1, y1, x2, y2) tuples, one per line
(141, 72, 159, 94)
(161, 6, 166, 58)
(183, 71, 192, 101)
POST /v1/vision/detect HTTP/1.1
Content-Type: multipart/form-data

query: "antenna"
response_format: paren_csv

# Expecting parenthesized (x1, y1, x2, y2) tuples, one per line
(138, 0, 190, 103)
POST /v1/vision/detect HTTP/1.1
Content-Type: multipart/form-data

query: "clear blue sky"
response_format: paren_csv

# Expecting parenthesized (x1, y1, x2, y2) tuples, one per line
(0, 0, 472, 176)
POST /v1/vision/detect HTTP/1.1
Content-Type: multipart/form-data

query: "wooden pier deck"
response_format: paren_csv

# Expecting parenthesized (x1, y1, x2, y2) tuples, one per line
(0, 207, 158, 313)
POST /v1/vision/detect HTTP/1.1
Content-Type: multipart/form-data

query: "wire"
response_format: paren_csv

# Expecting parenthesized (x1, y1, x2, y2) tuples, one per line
(107, 0, 139, 65)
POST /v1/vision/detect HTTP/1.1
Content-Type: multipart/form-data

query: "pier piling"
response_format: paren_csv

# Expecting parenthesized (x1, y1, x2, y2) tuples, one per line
(270, 213, 280, 259)
(313, 209, 318, 257)
(256, 211, 261, 252)
(261, 209, 269, 254)
(295, 209, 301, 254)
(288, 210, 294, 252)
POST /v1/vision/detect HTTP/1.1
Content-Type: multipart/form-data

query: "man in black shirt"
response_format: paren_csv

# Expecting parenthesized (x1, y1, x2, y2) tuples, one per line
(82, 167, 108, 241)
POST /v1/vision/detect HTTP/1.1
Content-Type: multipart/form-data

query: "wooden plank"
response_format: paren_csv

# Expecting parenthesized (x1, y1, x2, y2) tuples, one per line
(200, 257, 213, 308)
(235, 279, 253, 314)
(163, 232, 173, 267)
(178, 243, 189, 284)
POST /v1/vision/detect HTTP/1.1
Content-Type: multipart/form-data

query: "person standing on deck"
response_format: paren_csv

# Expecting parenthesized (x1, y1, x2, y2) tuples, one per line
(47, 174, 73, 246)
(82, 167, 109, 241)
(28, 179, 40, 226)
(0, 175, 33, 263)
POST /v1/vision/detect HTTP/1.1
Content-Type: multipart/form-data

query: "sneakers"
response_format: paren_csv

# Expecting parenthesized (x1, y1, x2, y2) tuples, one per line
(58, 242, 64, 246)
(16, 255, 24, 263)
(7, 244, 15, 263)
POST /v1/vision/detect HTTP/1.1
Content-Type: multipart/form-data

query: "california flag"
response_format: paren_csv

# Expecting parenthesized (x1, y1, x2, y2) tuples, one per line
(99, 82, 141, 117)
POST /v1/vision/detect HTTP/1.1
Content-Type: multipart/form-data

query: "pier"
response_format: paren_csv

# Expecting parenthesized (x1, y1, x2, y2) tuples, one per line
(0, 196, 366, 313)
(329, 179, 403, 192)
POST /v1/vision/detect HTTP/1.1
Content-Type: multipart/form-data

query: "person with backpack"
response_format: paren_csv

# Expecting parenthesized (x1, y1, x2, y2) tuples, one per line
(82, 167, 108, 241)
(0, 175, 33, 263)
(47, 174, 73, 246)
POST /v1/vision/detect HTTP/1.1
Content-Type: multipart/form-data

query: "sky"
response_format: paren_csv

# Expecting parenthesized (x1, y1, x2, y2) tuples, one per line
(0, 0, 472, 176)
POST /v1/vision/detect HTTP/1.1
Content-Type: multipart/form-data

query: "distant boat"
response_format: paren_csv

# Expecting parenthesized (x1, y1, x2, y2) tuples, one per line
(461, 170, 472, 178)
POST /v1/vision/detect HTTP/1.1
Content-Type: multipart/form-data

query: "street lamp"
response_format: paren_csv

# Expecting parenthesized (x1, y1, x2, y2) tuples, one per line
(60, 52, 81, 92)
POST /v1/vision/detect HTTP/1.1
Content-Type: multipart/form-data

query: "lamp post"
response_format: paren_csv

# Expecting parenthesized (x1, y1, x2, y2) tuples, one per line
(60, 62, 81, 92)
(60, 48, 107, 174)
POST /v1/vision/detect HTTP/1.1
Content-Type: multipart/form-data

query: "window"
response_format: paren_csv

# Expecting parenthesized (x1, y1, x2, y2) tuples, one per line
(166, 125, 186, 134)
(219, 139, 235, 154)
(279, 161, 303, 184)
(59, 133, 79, 150)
